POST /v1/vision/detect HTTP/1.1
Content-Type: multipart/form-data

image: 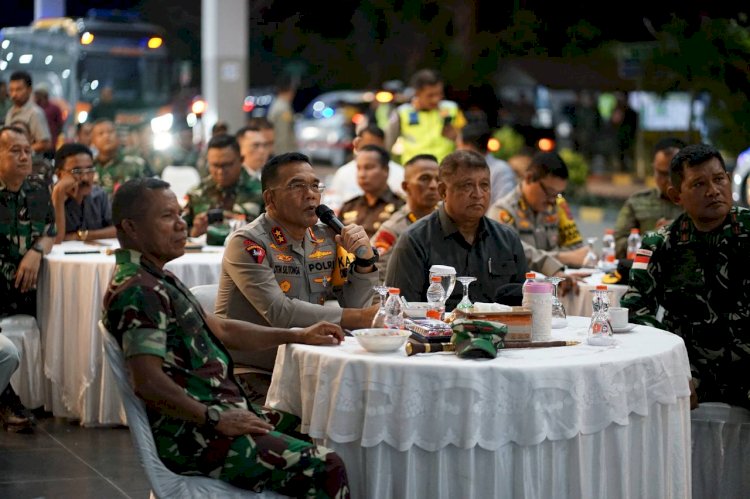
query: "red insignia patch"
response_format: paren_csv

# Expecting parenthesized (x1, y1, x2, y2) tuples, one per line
(632, 248, 652, 270)
(271, 226, 287, 245)
(243, 239, 266, 264)
(373, 230, 396, 254)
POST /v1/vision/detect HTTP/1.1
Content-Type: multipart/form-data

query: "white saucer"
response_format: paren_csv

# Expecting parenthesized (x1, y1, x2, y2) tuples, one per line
(613, 323, 636, 333)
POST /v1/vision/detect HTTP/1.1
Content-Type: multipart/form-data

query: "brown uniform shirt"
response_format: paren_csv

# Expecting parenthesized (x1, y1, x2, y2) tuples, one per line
(339, 188, 405, 238)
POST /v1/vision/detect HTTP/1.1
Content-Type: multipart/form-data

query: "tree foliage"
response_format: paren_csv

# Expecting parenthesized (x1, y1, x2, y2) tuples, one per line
(642, 16, 750, 156)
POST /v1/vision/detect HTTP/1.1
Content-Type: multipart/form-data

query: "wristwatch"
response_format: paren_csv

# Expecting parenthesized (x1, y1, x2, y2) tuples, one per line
(204, 406, 221, 430)
(353, 247, 379, 267)
(77, 229, 89, 241)
(30, 241, 44, 255)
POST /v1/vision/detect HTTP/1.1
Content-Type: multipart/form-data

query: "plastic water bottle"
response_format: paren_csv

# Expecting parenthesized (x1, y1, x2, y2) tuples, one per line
(425, 276, 446, 320)
(383, 287, 405, 330)
(602, 229, 616, 263)
(521, 272, 537, 309)
(626, 228, 642, 260)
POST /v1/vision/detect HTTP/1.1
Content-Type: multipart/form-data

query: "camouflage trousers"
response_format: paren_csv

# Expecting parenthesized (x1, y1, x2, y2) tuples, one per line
(153, 404, 350, 498)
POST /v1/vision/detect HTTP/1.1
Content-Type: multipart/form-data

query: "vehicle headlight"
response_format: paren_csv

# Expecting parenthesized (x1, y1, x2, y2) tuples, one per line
(151, 113, 173, 133)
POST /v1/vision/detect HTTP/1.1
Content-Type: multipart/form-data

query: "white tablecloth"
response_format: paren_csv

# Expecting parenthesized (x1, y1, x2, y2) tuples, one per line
(37, 240, 224, 425)
(562, 271, 629, 317)
(267, 316, 692, 499)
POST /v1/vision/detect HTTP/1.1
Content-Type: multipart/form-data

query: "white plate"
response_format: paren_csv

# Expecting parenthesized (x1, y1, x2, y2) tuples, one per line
(613, 323, 636, 333)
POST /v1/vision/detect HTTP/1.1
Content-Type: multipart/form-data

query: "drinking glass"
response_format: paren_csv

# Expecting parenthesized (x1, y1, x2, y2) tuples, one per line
(371, 284, 390, 328)
(545, 276, 567, 328)
(456, 276, 477, 310)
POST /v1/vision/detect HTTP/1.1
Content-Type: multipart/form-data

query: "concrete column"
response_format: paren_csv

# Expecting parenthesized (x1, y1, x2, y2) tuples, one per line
(201, 0, 248, 137)
(34, 0, 65, 19)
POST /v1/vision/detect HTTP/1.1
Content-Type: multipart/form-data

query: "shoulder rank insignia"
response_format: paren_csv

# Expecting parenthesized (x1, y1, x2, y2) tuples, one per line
(271, 226, 287, 245)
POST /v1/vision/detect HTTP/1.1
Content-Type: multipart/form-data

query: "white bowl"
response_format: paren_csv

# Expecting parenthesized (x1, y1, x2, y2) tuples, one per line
(351, 328, 410, 353)
(403, 302, 432, 318)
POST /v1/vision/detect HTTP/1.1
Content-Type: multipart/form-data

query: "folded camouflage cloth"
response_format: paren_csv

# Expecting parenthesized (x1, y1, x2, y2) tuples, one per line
(450, 318, 508, 359)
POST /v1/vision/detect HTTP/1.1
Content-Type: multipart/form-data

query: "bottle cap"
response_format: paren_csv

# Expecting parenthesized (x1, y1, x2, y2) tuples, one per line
(596, 285, 608, 290)
(525, 272, 536, 279)
(605, 229, 614, 234)
(388, 287, 400, 294)
(431, 276, 441, 282)
(630, 228, 640, 233)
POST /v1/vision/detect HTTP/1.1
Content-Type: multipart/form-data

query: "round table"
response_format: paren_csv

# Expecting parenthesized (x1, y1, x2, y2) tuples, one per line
(37, 240, 225, 425)
(267, 316, 692, 499)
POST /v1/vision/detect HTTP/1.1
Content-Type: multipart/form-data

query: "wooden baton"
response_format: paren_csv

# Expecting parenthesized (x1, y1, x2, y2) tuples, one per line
(406, 339, 579, 357)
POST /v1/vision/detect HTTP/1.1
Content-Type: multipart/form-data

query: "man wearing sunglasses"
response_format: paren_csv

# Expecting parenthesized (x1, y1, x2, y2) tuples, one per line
(490, 151, 590, 280)
(51, 143, 115, 243)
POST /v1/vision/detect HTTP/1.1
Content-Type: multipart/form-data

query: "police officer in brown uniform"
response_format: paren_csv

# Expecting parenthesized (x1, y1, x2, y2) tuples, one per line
(215, 153, 379, 371)
(339, 144, 405, 238)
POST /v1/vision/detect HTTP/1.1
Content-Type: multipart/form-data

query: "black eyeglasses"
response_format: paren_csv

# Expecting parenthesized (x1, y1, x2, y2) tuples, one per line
(538, 180, 563, 200)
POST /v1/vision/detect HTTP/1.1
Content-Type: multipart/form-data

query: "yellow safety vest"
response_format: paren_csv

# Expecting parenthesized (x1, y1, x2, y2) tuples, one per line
(397, 101, 465, 164)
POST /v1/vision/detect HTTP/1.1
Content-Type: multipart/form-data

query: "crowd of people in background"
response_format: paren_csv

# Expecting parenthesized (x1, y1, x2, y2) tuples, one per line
(0, 66, 748, 497)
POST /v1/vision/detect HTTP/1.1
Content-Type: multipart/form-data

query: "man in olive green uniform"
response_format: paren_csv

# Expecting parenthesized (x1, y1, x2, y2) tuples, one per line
(0, 126, 56, 430)
(371, 154, 440, 282)
(622, 144, 750, 410)
(339, 144, 405, 237)
(91, 119, 152, 198)
(613, 137, 685, 258)
(103, 177, 350, 496)
(183, 134, 263, 245)
(216, 153, 378, 370)
(385, 69, 466, 164)
(490, 151, 589, 278)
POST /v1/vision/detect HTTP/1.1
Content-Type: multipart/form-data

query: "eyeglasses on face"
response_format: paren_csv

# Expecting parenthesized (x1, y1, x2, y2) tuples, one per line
(68, 167, 97, 176)
(271, 181, 326, 194)
(538, 180, 563, 200)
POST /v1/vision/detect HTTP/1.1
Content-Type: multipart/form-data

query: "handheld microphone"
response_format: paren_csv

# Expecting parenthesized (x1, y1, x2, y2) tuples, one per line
(315, 204, 367, 258)
(315, 204, 345, 235)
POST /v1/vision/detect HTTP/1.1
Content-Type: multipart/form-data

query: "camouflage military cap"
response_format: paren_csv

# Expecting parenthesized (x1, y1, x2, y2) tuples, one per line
(450, 318, 508, 359)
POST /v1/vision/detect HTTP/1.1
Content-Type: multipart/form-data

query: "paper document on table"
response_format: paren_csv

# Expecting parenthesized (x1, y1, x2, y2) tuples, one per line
(471, 302, 512, 313)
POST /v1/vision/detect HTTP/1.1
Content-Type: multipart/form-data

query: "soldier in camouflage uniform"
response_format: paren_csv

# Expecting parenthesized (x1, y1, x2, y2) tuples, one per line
(613, 137, 685, 258)
(91, 119, 153, 199)
(0, 126, 56, 430)
(183, 134, 263, 246)
(489, 152, 588, 293)
(621, 144, 750, 410)
(371, 154, 440, 283)
(103, 177, 350, 496)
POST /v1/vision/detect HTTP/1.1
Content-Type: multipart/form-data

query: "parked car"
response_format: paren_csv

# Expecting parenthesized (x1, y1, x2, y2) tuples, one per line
(731, 147, 750, 207)
(295, 90, 374, 166)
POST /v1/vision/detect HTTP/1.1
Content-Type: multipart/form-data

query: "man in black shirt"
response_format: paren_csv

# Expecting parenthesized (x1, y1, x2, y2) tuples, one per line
(386, 150, 528, 309)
